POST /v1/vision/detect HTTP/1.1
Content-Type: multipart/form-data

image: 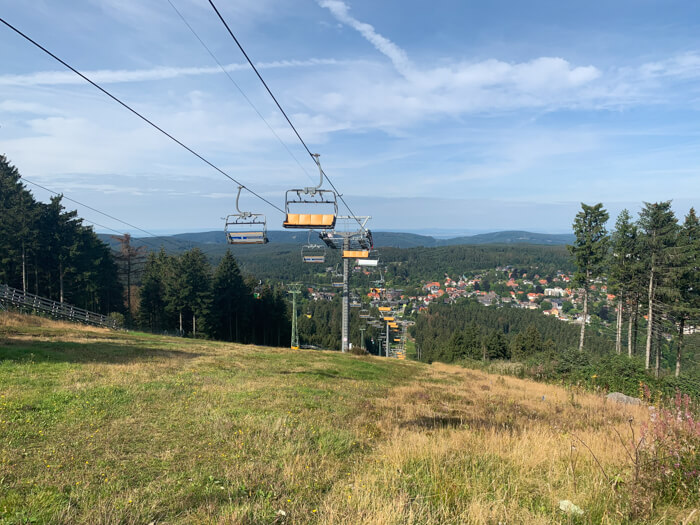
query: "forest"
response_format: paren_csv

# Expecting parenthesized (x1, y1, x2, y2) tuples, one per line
(0, 155, 122, 313)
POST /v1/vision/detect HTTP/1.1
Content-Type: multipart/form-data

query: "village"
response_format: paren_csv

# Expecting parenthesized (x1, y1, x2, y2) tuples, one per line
(303, 264, 613, 326)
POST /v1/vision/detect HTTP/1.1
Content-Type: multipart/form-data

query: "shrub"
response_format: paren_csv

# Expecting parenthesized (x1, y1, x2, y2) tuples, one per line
(108, 312, 125, 329)
(633, 390, 700, 514)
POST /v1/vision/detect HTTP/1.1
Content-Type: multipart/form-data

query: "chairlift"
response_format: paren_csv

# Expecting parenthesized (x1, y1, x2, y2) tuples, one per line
(283, 154, 337, 229)
(253, 280, 263, 300)
(372, 269, 385, 287)
(225, 186, 268, 244)
(331, 264, 344, 287)
(301, 231, 326, 263)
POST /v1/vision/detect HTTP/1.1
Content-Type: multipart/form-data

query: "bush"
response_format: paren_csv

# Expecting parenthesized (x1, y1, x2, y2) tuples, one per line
(108, 312, 125, 329)
(632, 390, 700, 515)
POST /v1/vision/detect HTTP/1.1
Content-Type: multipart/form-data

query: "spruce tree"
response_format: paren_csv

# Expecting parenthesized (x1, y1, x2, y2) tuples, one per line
(209, 250, 250, 342)
(669, 208, 700, 376)
(568, 203, 609, 351)
(609, 210, 642, 355)
(179, 248, 212, 337)
(638, 201, 678, 370)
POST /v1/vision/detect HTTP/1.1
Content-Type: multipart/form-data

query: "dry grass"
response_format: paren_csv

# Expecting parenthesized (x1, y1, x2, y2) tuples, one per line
(0, 312, 697, 524)
(317, 363, 679, 524)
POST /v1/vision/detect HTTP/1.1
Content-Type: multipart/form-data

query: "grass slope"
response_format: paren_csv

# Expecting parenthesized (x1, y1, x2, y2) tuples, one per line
(0, 313, 694, 524)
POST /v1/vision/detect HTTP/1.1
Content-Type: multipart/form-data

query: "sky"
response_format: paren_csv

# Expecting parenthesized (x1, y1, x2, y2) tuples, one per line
(1, 0, 700, 236)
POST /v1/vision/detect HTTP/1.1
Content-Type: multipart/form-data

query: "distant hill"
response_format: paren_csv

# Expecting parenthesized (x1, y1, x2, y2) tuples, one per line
(441, 231, 574, 246)
(98, 229, 573, 252)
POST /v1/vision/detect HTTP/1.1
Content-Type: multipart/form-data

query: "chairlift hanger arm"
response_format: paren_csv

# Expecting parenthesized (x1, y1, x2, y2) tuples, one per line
(304, 153, 324, 194)
(235, 185, 252, 218)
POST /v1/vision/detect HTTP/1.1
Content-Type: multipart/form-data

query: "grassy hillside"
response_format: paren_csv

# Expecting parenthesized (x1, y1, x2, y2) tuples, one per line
(0, 312, 696, 524)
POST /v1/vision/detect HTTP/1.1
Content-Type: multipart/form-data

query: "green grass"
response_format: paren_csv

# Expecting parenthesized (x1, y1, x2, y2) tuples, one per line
(1, 313, 696, 524)
(0, 317, 418, 524)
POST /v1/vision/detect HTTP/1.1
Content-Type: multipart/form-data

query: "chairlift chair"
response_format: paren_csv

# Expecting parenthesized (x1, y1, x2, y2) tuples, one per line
(283, 154, 337, 229)
(331, 264, 344, 287)
(301, 231, 326, 263)
(225, 186, 269, 245)
(359, 309, 370, 319)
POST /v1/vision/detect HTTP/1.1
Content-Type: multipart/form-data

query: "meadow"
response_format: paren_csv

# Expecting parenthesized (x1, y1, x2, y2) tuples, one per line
(0, 312, 696, 524)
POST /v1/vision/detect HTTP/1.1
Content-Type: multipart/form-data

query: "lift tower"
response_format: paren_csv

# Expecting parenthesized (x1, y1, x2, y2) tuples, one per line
(288, 283, 302, 350)
(320, 216, 372, 352)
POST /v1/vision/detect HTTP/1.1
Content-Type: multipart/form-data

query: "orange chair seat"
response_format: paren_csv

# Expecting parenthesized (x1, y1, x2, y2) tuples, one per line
(284, 213, 335, 228)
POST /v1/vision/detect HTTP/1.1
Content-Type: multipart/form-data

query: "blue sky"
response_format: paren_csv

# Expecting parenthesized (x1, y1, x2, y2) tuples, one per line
(1, 0, 699, 235)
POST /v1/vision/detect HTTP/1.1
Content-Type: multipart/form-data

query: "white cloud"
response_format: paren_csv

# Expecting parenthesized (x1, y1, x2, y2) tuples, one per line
(318, 0, 412, 77)
(315, 1, 601, 128)
(0, 100, 63, 115)
(0, 59, 341, 86)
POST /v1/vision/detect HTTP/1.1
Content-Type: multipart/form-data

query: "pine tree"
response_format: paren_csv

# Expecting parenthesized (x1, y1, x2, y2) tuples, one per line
(112, 233, 146, 325)
(0, 155, 35, 289)
(178, 249, 212, 337)
(669, 208, 700, 377)
(568, 203, 609, 351)
(638, 201, 678, 370)
(209, 250, 250, 342)
(138, 249, 170, 331)
(609, 210, 641, 356)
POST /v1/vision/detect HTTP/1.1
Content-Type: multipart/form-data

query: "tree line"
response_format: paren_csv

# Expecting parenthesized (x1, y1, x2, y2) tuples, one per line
(0, 155, 123, 313)
(412, 298, 612, 364)
(570, 202, 699, 377)
(137, 248, 291, 345)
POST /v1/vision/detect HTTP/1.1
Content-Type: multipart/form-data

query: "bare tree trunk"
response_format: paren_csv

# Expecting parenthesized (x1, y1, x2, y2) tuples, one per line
(627, 304, 634, 358)
(676, 318, 684, 378)
(578, 282, 588, 351)
(179, 311, 183, 335)
(21, 244, 27, 293)
(59, 262, 64, 304)
(615, 298, 622, 354)
(632, 298, 639, 356)
(645, 267, 654, 369)
(193, 313, 196, 338)
(126, 257, 131, 317)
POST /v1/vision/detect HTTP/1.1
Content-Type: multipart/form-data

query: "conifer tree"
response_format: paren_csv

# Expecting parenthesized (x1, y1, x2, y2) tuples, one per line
(669, 208, 700, 376)
(179, 248, 212, 337)
(568, 203, 609, 351)
(609, 210, 642, 355)
(210, 250, 250, 342)
(138, 249, 170, 331)
(638, 201, 678, 370)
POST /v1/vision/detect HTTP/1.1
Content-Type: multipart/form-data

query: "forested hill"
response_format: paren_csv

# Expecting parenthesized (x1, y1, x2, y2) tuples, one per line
(97, 229, 574, 251)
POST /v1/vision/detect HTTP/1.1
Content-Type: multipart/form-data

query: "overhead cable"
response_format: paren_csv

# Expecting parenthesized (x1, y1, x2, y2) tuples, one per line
(206, 0, 367, 232)
(21, 177, 219, 255)
(0, 16, 285, 216)
(165, 0, 316, 186)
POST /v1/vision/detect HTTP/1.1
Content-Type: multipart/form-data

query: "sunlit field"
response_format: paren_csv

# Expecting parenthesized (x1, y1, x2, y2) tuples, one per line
(0, 312, 696, 524)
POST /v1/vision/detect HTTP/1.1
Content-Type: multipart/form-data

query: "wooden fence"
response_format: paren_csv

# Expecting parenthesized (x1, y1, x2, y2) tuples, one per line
(0, 284, 118, 330)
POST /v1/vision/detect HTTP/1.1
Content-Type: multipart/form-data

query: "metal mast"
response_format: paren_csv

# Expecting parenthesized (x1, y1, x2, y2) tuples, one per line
(320, 215, 371, 353)
(288, 283, 302, 350)
(342, 236, 350, 352)
(385, 321, 390, 357)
